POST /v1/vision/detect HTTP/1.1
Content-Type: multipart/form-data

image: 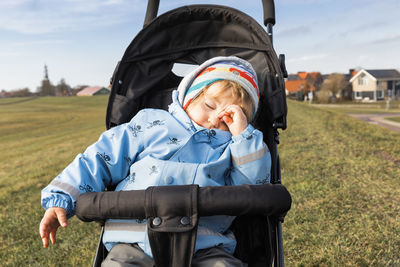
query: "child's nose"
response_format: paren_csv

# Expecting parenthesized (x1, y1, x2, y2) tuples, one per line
(208, 116, 220, 128)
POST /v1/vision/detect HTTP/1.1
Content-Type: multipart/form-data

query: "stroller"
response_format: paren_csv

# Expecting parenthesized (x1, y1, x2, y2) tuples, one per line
(75, 0, 291, 266)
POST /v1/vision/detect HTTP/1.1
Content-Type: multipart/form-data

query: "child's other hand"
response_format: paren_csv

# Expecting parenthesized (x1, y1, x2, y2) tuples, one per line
(39, 207, 68, 248)
(218, 104, 248, 136)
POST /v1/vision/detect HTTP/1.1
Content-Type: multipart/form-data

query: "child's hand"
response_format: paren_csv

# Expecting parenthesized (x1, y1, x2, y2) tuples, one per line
(218, 104, 248, 136)
(39, 207, 68, 248)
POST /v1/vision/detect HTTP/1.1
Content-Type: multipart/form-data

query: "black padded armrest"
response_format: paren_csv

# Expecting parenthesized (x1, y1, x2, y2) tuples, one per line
(75, 183, 291, 222)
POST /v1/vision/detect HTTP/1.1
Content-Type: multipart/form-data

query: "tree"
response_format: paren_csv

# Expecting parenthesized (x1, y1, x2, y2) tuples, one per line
(302, 72, 323, 101)
(12, 88, 31, 97)
(56, 78, 72, 96)
(305, 73, 323, 92)
(320, 73, 349, 101)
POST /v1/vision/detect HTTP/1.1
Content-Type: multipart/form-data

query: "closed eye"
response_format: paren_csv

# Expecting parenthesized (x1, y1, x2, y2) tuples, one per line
(204, 99, 216, 110)
(205, 103, 213, 109)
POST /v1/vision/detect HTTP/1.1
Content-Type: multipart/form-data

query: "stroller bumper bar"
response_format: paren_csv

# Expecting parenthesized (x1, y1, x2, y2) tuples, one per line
(75, 183, 291, 223)
(76, 184, 291, 267)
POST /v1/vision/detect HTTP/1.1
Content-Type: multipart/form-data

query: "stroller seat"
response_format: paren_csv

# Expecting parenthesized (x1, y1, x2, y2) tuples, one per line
(76, 1, 291, 266)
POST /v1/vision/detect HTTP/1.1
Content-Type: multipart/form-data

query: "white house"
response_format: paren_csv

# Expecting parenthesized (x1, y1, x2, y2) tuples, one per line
(350, 69, 400, 101)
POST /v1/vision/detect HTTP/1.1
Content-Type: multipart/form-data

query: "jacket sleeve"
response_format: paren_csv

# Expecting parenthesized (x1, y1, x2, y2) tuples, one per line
(41, 110, 148, 217)
(228, 124, 271, 186)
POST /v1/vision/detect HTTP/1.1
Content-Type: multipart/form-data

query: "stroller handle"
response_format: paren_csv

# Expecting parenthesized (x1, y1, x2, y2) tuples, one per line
(143, 0, 276, 28)
(75, 184, 291, 222)
(143, 0, 159, 27)
(262, 0, 276, 25)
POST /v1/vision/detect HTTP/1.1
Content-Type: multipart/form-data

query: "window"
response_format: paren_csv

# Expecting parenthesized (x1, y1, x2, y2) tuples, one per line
(388, 81, 393, 89)
(376, 90, 384, 99)
(395, 80, 400, 90)
(355, 91, 362, 99)
(358, 73, 368, 86)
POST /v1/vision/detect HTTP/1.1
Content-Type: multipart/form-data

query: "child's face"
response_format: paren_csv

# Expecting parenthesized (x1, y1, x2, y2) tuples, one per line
(186, 82, 236, 131)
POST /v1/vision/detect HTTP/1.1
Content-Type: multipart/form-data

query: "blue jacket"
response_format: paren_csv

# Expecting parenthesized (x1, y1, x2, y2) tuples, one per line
(41, 90, 271, 256)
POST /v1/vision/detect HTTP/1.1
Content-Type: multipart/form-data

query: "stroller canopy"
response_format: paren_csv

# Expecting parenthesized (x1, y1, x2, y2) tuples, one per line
(107, 5, 287, 131)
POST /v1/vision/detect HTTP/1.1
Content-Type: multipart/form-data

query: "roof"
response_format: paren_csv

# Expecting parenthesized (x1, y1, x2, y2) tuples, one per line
(285, 80, 305, 93)
(297, 72, 308, 80)
(77, 86, 109, 96)
(365, 69, 400, 79)
(285, 71, 321, 92)
(287, 74, 301, 81)
(350, 69, 400, 82)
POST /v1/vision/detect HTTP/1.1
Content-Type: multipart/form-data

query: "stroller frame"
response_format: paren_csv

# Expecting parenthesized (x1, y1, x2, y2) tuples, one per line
(76, 1, 291, 266)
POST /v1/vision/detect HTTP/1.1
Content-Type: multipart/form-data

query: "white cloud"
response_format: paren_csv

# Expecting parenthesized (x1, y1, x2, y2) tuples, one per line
(286, 54, 328, 63)
(0, 0, 30, 8)
(0, 0, 145, 34)
(368, 34, 400, 45)
(103, 0, 125, 5)
(0, 51, 21, 57)
(276, 25, 311, 38)
(12, 40, 70, 46)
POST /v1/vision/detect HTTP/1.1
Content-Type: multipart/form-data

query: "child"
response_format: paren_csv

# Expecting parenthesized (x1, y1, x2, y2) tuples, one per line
(40, 56, 271, 266)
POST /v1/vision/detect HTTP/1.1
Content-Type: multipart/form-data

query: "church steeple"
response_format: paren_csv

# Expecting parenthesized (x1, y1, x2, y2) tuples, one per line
(44, 64, 49, 80)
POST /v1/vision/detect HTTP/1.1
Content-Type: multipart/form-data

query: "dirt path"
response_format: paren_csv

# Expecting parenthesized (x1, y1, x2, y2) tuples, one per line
(348, 113, 400, 133)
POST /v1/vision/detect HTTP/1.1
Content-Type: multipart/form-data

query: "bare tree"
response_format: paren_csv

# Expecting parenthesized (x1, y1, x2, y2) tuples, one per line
(303, 73, 323, 100)
(56, 78, 72, 96)
(6, 88, 32, 97)
(321, 73, 349, 101)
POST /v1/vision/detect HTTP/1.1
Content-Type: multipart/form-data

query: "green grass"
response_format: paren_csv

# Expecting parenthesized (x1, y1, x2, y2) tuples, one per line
(313, 100, 400, 114)
(1, 97, 399, 266)
(0, 96, 108, 266)
(281, 100, 400, 266)
(315, 106, 400, 114)
(385, 116, 400, 123)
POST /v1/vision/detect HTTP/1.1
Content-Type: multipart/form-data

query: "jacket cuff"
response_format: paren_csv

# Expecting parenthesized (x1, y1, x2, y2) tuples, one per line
(42, 195, 74, 218)
(231, 124, 255, 143)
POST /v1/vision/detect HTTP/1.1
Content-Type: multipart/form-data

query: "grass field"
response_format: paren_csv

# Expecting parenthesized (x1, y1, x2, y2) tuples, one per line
(313, 101, 400, 114)
(386, 116, 400, 123)
(1, 97, 399, 266)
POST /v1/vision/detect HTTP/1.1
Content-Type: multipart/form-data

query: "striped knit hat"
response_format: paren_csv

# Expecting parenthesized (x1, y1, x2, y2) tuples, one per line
(177, 56, 259, 119)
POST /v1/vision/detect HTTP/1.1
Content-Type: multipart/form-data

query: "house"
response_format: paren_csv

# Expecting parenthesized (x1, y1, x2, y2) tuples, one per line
(285, 72, 323, 100)
(77, 86, 110, 96)
(349, 69, 400, 101)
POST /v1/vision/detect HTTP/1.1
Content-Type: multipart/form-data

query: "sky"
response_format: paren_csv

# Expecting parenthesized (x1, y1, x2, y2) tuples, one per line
(1, 0, 399, 92)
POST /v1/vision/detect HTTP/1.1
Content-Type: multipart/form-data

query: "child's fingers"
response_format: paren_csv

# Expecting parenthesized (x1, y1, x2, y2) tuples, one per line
(55, 208, 68, 228)
(218, 105, 246, 124)
(218, 106, 233, 117)
(50, 231, 57, 245)
(218, 105, 240, 118)
(42, 236, 49, 248)
(39, 208, 67, 248)
(40, 223, 49, 248)
(39, 219, 50, 248)
(221, 114, 233, 125)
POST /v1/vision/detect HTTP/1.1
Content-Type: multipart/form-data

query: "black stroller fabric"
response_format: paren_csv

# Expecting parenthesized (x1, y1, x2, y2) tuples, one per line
(76, 4, 290, 267)
(107, 5, 287, 130)
(76, 184, 292, 267)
